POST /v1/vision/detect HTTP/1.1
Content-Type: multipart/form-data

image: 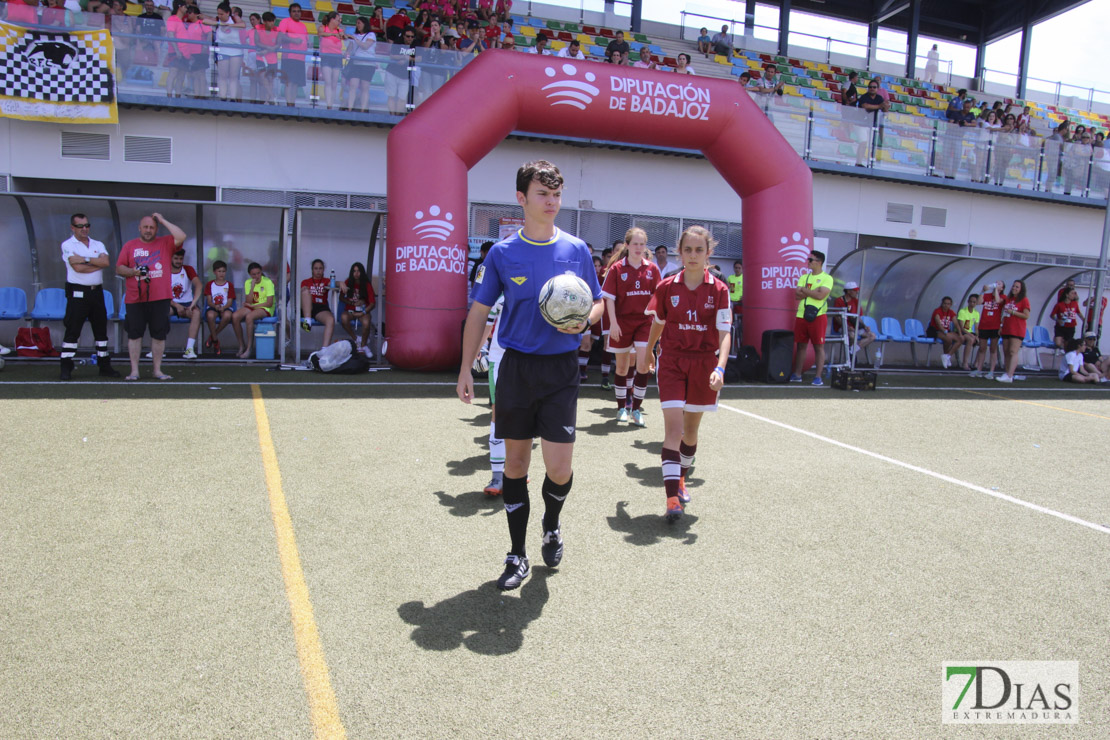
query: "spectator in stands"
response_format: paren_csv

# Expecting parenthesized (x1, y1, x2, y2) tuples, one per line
(529, 31, 551, 55)
(181, 5, 212, 98)
(832, 282, 875, 358)
(738, 70, 752, 90)
(41, 0, 73, 28)
(634, 48, 656, 69)
(939, 98, 975, 178)
(316, 11, 344, 109)
(946, 89, 967, 122)
(989, 112, 1018, 186)
(205, 1, 245, 102)
(1016, 105, 1031, 128)
(789, 250, 832, 386)
(711, 24, 732, 57)
(278, 3, 309, 107)
(1059, 338, 1106, 383)
(955, 293, 979, 370)
(231, 261, 275, 359)
(500, 35, 515, 50)
(606, 30, 630, 59)
(204, 260, 235, 354)
(137, 0, 165, 32)
(254, 12, 279, 104)
(116, 213, 186, 381)
(385, 27, 417, 115)
(476, 0, 494, 22)
(927, 296, 960, 369)
(606, 49, 624, 65)
(417, 19, 450, 103)
(840, 71, 859, 107)
(385, 6, 412, 42)
(924, 43, 939, 84)
(852, 79, 888, 166)
(997, 279, 1030, 383)
(972, 109, 1000, 182)
(697, 27, 711, 58)
(168, 248, 203, 358)
(483, 15, 503, 49)
(1051, 286, 1082, 351)
(458, 20, 488, 54)
(4, 0, 39, 24)
(300, 258, 336, 346)
(411, 9, 431, 43)
(165, 1, 189, 98)
(345, 17, 378, 113)
(368, 6, 387, 39)
(654, 244, 680, 277)
(1044, 121, 1070, 190)
(1063, 129, 1093, 196)
(557, 39, 585, 60)
(495, 0, 512, 17)
(754, 64, 783, 97)
(338, 262, 376, 356)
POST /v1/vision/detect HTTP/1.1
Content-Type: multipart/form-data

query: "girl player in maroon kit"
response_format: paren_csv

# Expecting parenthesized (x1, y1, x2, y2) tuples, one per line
(603, 227, 662, 426)
(645, 226, 731, 522)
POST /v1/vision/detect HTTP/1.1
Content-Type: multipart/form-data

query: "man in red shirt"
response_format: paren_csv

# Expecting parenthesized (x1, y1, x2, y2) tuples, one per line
(115, 213, 187, 380)
(278, 3, 308, 106)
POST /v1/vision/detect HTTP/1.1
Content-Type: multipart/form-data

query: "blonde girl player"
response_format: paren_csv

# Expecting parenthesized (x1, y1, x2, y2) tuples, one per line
(645, 226, 731, 522)
(603, 227, 662, 426)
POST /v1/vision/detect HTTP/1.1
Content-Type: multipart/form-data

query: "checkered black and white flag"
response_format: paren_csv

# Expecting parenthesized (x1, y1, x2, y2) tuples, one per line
(0, 20, 117, 123)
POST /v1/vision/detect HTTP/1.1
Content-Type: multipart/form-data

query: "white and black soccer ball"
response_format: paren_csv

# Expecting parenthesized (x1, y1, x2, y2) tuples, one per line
(538, 273, 593, 330)
(472, 347, 490, 373)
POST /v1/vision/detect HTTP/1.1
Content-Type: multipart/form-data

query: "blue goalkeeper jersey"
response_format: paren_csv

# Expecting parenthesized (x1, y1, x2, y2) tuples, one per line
(471, 227, 601, 355)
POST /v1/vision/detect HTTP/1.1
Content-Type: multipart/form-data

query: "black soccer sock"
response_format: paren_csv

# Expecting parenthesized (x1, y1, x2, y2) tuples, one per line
(501, 475, 530, 557)
(541, 473, 572, 533)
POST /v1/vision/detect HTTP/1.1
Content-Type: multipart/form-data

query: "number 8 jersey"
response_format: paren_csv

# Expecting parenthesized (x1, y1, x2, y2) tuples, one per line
(645, 271, 732, 355)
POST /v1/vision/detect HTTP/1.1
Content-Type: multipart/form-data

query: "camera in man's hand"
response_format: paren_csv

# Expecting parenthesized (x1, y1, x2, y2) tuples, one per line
(137, 265, 149, 281)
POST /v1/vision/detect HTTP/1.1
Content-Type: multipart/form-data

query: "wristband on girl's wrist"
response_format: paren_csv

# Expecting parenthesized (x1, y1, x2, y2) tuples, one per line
(712, 366, 725, 377)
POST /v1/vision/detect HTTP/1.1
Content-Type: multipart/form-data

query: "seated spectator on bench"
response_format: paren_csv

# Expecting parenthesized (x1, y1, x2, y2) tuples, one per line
(674, 53, 695, 75)
(300, 258, 336, 346)
(831, 282, 875, 358)
(338, 261, 376, 357)
(557, 39, 585, 60)
(1050, 287, 1082, 351)
(634, 49, 656, 69)
(710, 24, 732, 57)
(204, 259, 235, 355)
(754, 64, 783, 96)
(1082, 332, 1108, 376)
(231, 261, 275, 358)
(169, 248, 203, 359)
(1059, 339, 1105, 384)
(527, 31, 550, 55)
(697, 27, 711, 58)
(956, 294, 980, 370)
(927, 296, 960, 369)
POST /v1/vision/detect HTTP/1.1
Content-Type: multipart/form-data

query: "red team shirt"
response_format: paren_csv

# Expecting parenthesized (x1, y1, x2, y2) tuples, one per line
(1051, 300, 1080, 327)
(204, 280, 236, 310)
(601, 257, 662, 321)
(931, 307, 956, 332)
(1001, 296, 1031, 337)
(979, 291, 1005, 331)
(301, 277, 330, 306)
(645, 272, 732, 355)
(117, 235, 177, 303)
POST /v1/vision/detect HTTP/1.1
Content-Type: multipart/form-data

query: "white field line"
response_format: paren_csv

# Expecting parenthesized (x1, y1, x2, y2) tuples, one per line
(719, 402, 1110, 536)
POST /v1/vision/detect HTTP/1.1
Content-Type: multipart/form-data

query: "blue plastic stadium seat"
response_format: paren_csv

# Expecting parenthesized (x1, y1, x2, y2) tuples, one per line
(103, 290, 115, 319)
(29, 288, 67, 320)
(0, 287, 28, 319)
(904, 318, 936, 366)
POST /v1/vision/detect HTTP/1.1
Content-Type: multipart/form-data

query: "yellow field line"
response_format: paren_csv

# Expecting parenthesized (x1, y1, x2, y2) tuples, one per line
(962, 389, 1110, 421)
(251, 384, 346, 739)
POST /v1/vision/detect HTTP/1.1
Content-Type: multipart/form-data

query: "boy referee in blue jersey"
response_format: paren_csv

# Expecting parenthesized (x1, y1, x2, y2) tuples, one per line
(457, 160, 604, 590)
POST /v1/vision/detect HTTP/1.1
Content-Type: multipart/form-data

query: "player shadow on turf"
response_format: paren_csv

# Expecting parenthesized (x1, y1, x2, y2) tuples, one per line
(432, 490, 500, 518)
(577, 419, 642, 437)
(631, 438, 662, 456)
(397, 567, 551, 654)
(607, 501, 698, 545)
(445, 452, 489, 478)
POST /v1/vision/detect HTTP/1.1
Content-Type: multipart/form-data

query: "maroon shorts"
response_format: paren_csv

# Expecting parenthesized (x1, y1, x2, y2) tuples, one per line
(657, 352, 720, 413)
(607, 316, 651, 352)
(794, 314, 827, 345)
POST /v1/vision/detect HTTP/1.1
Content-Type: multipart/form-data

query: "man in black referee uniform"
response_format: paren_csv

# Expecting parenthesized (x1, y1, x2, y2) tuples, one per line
(59, 213, 121, 380)
(457, 161, 604, 590)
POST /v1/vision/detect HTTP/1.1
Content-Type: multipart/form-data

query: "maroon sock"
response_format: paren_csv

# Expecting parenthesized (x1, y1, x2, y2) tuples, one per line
(661, 448, 681, 498)
(679, 441, 697, 477)
(631, 371, 650, 410)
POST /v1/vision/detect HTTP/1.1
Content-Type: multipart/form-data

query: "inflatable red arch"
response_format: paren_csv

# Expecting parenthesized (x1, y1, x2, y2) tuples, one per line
(386, 49, 813, 370)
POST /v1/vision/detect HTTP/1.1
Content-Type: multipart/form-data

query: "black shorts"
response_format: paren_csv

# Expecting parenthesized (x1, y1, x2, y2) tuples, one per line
(171, 301, 194, 316)
(321, 55, 342, 69)
(310, 303, 332, 319)
(1061, 372, 1075, 382)
(281, 57, 306, 86)
(495, 348, 579, 443)
(979, 328, 1000, 340)
(187, 53, 209, 72)
(1054, 325, 1076, 341)
(346, 62, 375, 82)
(925, 324, 937, 339)
(125, 298, 172, 340)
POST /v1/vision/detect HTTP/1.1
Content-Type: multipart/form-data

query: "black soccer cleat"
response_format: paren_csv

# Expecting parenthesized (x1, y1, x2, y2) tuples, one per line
(541, 528, 563, 568)
(496, 554, 530, 591)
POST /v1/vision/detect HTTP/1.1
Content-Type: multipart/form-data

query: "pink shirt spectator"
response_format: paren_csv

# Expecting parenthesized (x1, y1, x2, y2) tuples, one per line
(256, 26, 279, 64)
(319, 28, 343, 55)
(278, 16, 308, 61)
(179, 20, 208, 59)
(6, 0, 39, 24)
